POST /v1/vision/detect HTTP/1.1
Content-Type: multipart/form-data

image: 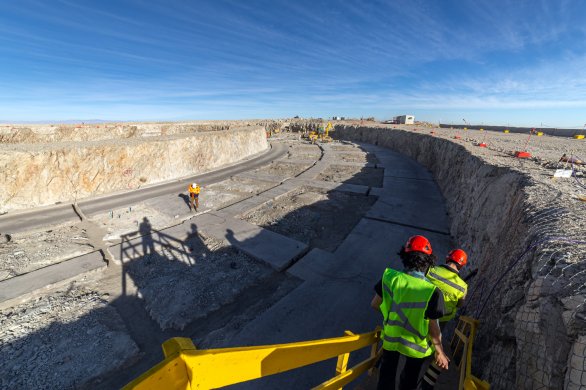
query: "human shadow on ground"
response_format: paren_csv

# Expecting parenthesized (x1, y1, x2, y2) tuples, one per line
(178, 193, 192, 209)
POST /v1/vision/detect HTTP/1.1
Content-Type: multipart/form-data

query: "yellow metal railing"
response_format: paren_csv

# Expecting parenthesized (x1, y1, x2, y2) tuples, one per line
(450, 316, 490, 390)
(124, 329, 382, 390)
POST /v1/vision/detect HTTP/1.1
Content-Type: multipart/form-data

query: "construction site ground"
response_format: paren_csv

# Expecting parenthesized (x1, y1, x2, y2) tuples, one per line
(0, 126, 583, 389)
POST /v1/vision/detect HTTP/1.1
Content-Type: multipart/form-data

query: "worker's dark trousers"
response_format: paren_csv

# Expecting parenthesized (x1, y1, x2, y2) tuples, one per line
(377, 349, 426, 390)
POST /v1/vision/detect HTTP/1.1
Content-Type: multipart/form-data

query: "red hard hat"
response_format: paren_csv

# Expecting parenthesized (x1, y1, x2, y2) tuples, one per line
(446, 249, 467, 267)
(404, 235, 432, 255)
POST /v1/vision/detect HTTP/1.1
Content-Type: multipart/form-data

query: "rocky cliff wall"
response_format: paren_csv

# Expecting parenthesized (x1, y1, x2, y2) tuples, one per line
(333, 125, 586, 390)
(0, 126, 268, 212)
(0, 120, 284, 144)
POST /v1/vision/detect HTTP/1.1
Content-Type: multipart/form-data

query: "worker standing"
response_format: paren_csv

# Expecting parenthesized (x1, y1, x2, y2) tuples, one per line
(421, 249, 468, 390)
(371, 235, 449, 390)
(317, 123, 325, 141)
(188, 182, 201, 212)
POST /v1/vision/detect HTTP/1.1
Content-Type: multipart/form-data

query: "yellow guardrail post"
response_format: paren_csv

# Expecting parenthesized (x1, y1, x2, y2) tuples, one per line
(450, 316, 490, 390)
(162, 337, 197, 357)
(368, 327, 381, 376)
(124, 337, 197, 390)
(334, 331, 354, 390)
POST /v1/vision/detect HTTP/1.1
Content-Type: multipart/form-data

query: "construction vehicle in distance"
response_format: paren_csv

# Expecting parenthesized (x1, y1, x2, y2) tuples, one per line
(303, 121, 333, 144)
(124, 316, 489, 390)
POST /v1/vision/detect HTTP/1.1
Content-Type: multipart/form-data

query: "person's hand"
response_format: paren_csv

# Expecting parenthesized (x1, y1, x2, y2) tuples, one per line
(435, 351, 450, 370)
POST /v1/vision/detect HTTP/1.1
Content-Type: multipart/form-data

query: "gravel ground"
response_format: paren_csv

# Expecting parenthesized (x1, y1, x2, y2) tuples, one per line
(422, 126, 585, 169)
(123, 232, 273, 330)
(0, 284, 139, 389)
(89, 204, 178, 241)
(333, 152, 379, 164)
(284, 144, 322, 158)
(208, 176, 275, 194)
(423, 126, 586, 194)
(0, 224, 93, 281)
(243, 188, 376, 252)
(330, 144, 364, 152)
(317, 165, 384, 187)
(254, 161, 314, 178)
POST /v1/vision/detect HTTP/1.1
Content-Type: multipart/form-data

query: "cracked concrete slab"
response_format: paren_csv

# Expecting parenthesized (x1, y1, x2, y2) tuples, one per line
(382, 175, 445, 201)
(366, 194, 450, 234)
(286, 248, 335, 282)
(191, 211, 308, 271)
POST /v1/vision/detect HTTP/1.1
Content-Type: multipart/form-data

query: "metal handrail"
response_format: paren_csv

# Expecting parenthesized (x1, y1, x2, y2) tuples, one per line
(124, 329, 382, 390)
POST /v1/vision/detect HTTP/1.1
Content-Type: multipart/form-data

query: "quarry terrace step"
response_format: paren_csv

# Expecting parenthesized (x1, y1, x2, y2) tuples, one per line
(327, 161, 376, 168)
(302, 179, 370, 195)
(191, 211, 308, 271)
(278, 158, 320, 166)
(0, 251, 106, 308)
(234, 172, 286, 183)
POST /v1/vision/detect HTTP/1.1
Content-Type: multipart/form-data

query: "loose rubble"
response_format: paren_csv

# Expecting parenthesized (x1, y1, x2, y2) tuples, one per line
(0, 224, 93, 281)
(0, 284, 139, 389)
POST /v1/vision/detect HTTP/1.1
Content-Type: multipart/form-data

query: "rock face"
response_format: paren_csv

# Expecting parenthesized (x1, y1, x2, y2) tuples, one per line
(333, 125, 586, 390)
(0, 126, 268, 212)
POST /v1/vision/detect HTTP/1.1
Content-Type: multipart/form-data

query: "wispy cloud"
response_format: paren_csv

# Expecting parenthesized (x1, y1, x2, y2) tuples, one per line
(0, 0, 585, 123)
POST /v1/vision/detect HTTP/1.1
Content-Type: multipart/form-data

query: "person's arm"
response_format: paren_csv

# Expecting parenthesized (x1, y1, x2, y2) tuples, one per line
(429, 320, 449, 369)
(371, 280, 383, 311)
(426, 287, 449, 369)
(371, 294, 382, 311)
(456, 290, 467, 308)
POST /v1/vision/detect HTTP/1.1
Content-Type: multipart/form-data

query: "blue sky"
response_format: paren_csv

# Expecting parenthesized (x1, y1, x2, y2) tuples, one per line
(1, 0, 586, 126)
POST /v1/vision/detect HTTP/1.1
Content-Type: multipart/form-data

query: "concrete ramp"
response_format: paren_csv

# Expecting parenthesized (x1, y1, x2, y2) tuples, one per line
(215, 140, 454, 389)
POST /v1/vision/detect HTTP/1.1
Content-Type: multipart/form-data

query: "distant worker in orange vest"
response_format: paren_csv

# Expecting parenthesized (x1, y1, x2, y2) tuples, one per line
(188, 183, 201, 212)
(421, 248, 468, 390)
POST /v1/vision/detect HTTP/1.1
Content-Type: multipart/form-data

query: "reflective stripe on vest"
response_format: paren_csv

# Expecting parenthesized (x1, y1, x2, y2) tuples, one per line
(383, 284, 427, 340)
(427, 270, 466, 293)
(426, 266, 467, 322)
(380, 268, 435, 358)
(382, 335, 428, 354)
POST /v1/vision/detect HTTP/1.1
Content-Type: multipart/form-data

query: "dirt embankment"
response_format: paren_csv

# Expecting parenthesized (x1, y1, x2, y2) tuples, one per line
(0, 126, 269, 212)
(333, 124, 586, 390)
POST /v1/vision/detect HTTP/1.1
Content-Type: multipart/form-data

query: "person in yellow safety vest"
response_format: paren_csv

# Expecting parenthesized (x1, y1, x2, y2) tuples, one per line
(421, 249, 468, 390)
(371, 235, 449, 390)
(188, 182, 201, 211)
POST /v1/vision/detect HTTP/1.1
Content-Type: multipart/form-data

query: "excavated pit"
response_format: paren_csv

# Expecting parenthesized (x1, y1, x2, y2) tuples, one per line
(243, 187, 376, 252)
(3, 123, 583, 389)
(334, 124, 586, 390)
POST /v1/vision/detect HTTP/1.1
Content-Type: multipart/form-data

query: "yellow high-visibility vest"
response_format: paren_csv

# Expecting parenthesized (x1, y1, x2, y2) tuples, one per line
(426, 265, 467, 322)
(380, 268, 435, 358)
